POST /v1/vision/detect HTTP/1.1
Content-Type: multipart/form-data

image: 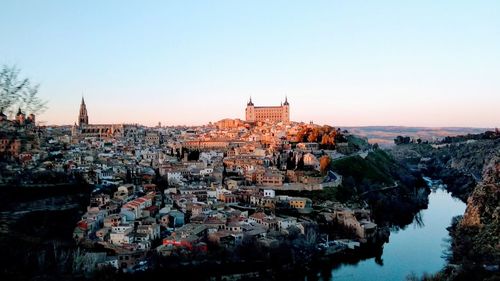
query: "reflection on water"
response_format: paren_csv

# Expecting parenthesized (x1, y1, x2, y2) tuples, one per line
(412, 211, 424, 229)
(326, 189, 466, 281)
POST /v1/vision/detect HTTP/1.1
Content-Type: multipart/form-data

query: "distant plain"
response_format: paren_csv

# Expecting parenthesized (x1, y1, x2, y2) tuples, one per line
(342, 126, 489, 147)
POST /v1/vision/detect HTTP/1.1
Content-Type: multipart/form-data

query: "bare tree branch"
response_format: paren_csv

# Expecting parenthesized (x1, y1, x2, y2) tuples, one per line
(0, 65, 47, 117)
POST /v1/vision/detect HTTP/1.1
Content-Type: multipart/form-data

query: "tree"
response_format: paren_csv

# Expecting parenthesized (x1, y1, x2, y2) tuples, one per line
(126, 168, 132, 183)
(296, 154, 304, 170)
(394, 135, 411, 145)
(286, 152, 296, 170)
(319, 155, 331, 175)
(187, 149, 200, 161)
(0, 65, 47, 116)
(307, 128, 319, 142)
(321, 134, 330, 145)
(307, 133, 316, 143)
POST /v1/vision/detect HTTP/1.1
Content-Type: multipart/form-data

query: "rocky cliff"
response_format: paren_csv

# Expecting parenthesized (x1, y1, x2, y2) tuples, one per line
(390, 137, 500, 280)
(390, 139, 500, 201)
(392, 139, 500, 280)
(446, 157, 500, 280)
(460, 158, 500, 228)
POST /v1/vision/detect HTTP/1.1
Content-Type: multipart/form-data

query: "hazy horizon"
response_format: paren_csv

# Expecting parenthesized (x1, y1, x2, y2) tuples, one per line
(2, 1, 499, 127)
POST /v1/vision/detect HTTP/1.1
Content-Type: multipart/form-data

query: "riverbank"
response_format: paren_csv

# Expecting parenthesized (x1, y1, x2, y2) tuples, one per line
(158, 188, 461, 281)
(327, 188, 466, 281)
(390, 138, 500, 280)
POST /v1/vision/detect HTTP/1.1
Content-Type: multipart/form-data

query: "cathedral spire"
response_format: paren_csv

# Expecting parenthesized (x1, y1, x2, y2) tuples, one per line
(284, 95, 289, 106)
(78, 96, 89, 127)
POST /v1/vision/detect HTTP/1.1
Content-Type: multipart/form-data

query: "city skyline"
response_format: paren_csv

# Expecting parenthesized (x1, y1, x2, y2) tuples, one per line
(1, 1, 499, 127)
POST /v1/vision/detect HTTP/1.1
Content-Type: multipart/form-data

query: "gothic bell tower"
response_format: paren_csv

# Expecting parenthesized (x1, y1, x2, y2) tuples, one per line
(78, 97, 89, 127)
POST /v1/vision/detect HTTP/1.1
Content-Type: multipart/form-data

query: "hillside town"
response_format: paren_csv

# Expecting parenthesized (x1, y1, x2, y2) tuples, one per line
(3, 0, 499, 279)
(0, 98, 382, 273)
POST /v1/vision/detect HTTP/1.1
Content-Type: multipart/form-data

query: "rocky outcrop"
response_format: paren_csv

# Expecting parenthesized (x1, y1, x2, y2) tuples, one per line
(447, 157, 500, 280)
(460, 159, 500, 228)
(390, 139, 500, 201)
(482, 157, 500, 185)
(460, 198, 483, 227)
(460, 184, 499, 228)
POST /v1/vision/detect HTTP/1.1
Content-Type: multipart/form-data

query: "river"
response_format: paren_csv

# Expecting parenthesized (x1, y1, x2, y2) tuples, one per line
(325, 188, 466, 281)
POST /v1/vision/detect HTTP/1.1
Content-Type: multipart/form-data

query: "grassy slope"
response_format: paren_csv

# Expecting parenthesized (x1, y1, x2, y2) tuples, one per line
(331, 149, 409, 190)
(327, 149, 428, 227)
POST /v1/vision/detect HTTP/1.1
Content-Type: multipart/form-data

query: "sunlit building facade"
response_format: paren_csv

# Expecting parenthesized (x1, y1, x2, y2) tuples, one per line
(245, 97, 290, 123)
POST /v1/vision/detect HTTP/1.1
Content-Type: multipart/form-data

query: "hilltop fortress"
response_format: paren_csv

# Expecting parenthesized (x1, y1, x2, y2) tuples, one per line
(245, 97, 290, 124)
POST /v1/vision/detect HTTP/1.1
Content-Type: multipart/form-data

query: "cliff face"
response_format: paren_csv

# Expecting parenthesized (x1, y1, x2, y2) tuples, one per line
(448, 157, 500, 280)
(460, 159, 500, 228)
(460, 184, 499, 228)
(482, 158, 500, 185)
(390, 139, 500, 201)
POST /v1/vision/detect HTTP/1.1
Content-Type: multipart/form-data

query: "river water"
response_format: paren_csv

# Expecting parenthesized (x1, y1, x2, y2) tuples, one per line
(326, 188, 466, 281)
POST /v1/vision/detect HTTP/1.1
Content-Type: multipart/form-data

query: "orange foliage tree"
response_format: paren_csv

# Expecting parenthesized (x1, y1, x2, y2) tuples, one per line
(319, 155, 331, 175)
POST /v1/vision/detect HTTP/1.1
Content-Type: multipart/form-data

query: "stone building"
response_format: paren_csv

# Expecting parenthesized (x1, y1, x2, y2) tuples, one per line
(245, 97, 290, 123)
(72, 97, 125, 139)
(0, 108, 37, 158)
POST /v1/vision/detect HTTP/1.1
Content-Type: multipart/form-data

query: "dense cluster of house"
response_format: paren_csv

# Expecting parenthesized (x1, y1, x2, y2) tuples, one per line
(72, 180, 315, 270)
(2, 100, 378, 273)
(64, 119, 378, 271)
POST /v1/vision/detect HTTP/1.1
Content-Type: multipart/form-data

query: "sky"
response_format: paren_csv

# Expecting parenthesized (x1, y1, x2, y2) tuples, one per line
(1, 1, 499, 127)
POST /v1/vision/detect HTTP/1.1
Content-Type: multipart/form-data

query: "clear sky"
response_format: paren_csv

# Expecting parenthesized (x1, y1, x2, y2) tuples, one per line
(1, 1, 499, 127)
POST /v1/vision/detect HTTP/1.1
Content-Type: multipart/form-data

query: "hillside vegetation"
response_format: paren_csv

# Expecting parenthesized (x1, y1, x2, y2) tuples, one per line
(329, 149, 428, 227)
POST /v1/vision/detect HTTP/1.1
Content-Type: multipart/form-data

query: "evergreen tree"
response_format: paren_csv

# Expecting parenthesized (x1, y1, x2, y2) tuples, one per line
(126, 168, 132, 183)
(297, 154, 304, 170)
